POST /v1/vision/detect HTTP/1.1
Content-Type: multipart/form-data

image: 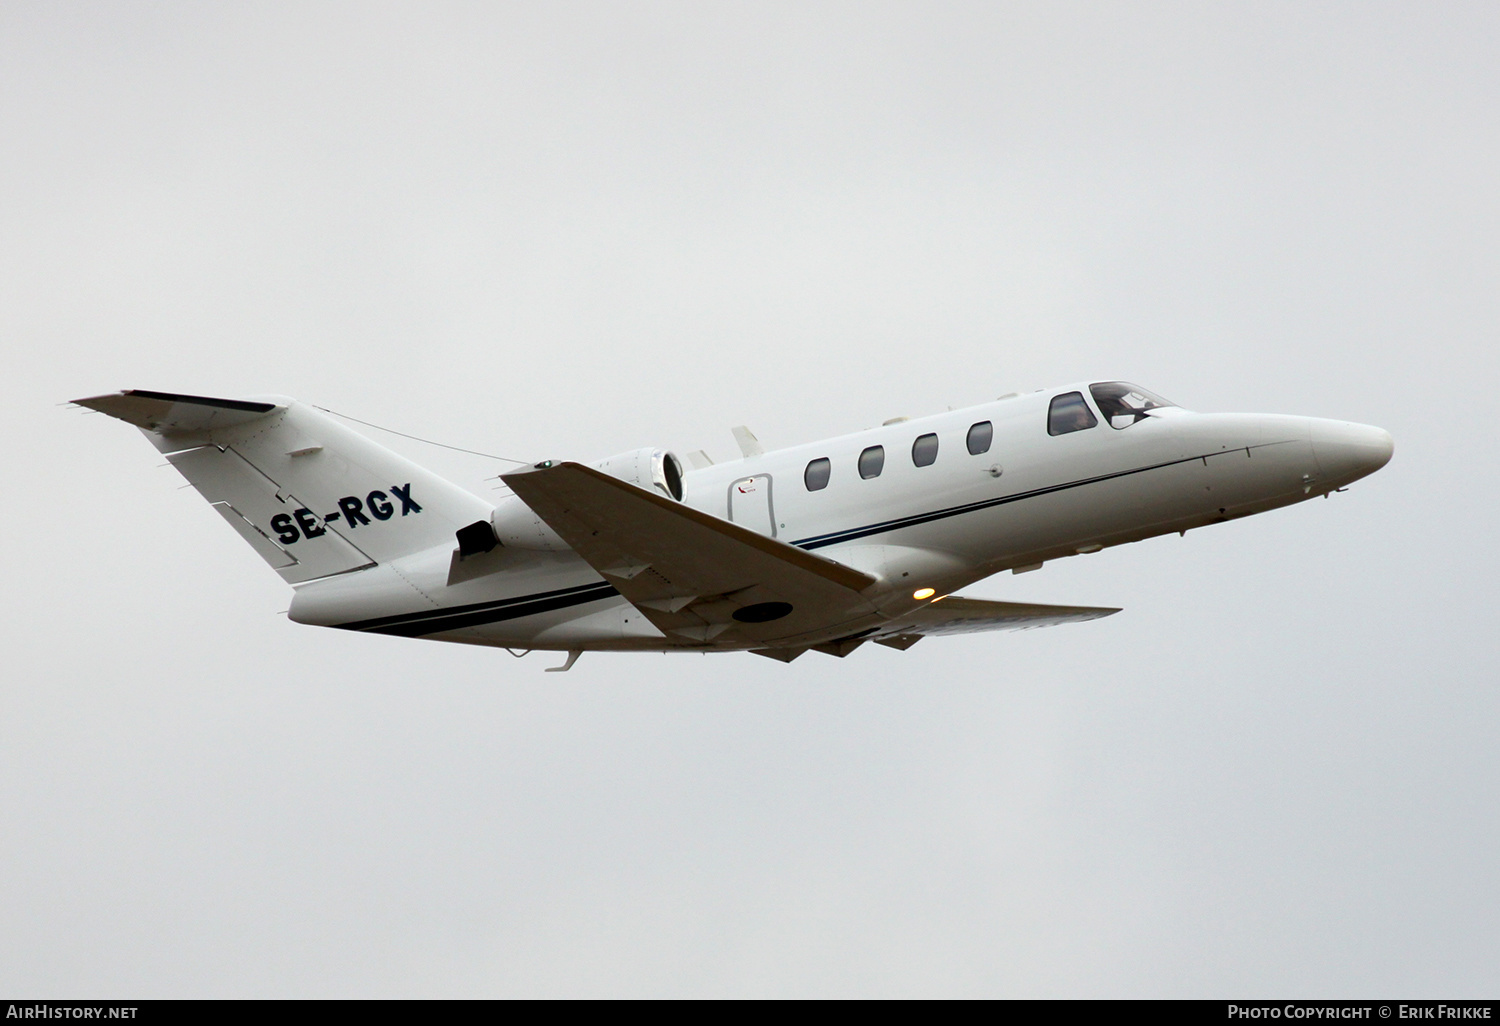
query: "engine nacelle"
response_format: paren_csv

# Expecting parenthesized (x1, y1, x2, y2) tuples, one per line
(487, 448, 686, 551)
(592, 447, 685, 502)
(489, 493, 570, 551)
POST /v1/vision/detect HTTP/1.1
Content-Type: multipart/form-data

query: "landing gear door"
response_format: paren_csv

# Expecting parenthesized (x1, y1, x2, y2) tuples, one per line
(728, 475, 776, 538)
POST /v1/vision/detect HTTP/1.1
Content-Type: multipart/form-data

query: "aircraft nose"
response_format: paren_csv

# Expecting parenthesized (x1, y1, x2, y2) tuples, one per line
(1309, 419, 1394, 486)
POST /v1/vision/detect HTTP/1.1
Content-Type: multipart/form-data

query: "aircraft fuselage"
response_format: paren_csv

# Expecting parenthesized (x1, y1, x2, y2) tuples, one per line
(284, 382, 1392, 654)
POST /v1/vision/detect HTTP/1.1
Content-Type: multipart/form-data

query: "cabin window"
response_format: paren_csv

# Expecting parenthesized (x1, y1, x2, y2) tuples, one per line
(966, 421, 993, 455)
(1047, 392, 1098, 435)
(804, 457, 831, 491)
(1089, 381, 1176, 429)
(911, 433, 939, 467)
(858, 445, 885, 479)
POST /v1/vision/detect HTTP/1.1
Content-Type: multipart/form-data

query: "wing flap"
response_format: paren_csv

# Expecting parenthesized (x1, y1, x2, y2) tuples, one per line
(501, 461, 878, 643)
(875, 596, 1120, 639)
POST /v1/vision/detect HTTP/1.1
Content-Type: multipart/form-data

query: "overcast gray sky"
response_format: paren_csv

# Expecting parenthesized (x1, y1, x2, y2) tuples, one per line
(3, 0, 1497, 998)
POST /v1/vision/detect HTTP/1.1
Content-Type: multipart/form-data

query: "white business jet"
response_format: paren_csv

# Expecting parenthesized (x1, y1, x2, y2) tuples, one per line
(74, 383, 1392, 668)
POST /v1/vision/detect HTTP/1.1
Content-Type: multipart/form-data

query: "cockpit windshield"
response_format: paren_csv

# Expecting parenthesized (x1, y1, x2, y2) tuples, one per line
(1089, 382, 1176, 429)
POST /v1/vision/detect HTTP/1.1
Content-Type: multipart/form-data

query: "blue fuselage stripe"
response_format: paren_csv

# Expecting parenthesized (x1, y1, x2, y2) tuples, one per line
(334, 581, 619, 636)
(790, 450, 1212, 550)
(342, 449, 1224, 637)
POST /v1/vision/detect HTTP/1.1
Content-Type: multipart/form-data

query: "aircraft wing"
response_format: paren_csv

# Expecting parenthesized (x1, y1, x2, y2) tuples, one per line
(871, 595, 1120, 649)
(501, 461, 879, 643)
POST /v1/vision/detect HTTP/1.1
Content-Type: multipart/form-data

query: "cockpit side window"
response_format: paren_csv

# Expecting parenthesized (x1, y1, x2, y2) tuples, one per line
(1089, 381, 1175, 429)
(1047, 392, 1098, 436)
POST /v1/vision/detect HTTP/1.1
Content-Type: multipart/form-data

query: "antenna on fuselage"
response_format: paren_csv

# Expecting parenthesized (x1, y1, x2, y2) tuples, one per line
(731, 426, 764, 458)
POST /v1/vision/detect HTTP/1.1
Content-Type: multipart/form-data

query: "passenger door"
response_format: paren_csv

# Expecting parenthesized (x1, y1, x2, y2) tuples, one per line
(728, 474, 777, 537)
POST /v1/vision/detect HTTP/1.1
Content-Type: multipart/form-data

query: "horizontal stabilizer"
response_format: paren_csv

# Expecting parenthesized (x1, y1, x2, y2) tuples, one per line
(73, 390, 281, 435)
(502, 461, 878, 644)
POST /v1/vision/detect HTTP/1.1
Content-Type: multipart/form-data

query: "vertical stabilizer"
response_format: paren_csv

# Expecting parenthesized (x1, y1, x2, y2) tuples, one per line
(74, 390, 493, 583)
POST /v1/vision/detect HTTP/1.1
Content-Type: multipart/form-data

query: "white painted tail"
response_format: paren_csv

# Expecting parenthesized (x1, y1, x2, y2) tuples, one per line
(74, 390, 493, 583)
